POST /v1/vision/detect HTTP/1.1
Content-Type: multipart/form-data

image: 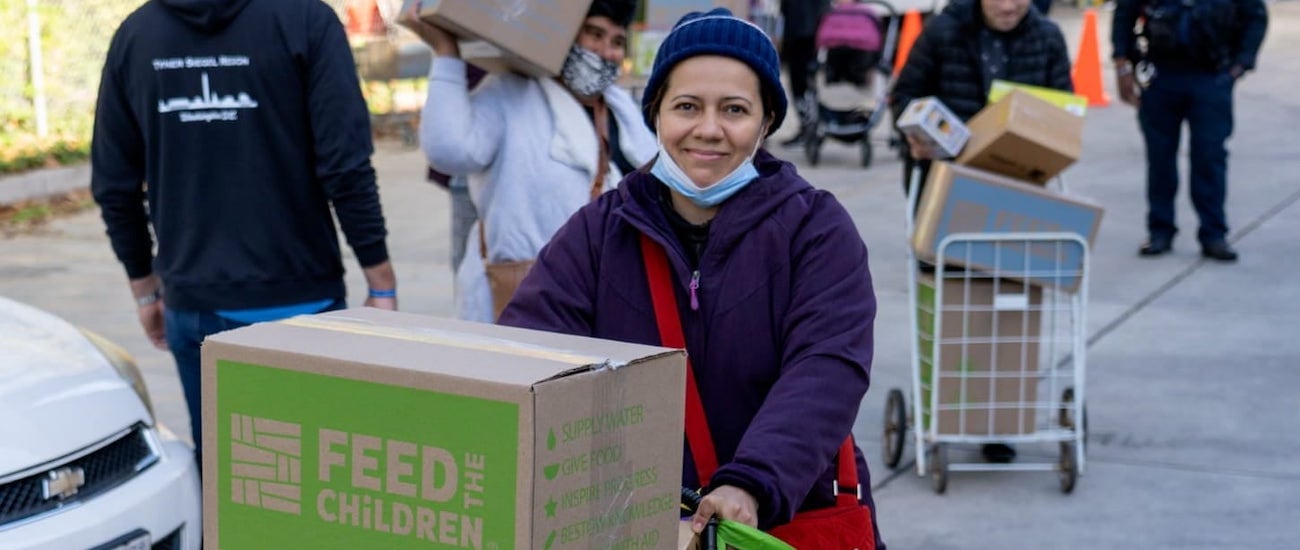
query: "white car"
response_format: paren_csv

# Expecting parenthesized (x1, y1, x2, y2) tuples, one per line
(0, 297, 201, 549)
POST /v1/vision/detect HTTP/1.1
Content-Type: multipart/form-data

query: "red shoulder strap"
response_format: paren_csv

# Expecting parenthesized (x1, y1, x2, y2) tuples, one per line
(639, 234, 859, 504)
(640, 234, 719, 485)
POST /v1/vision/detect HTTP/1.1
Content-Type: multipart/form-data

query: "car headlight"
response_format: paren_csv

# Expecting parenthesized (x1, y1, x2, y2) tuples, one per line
(79, 328, 156, 420)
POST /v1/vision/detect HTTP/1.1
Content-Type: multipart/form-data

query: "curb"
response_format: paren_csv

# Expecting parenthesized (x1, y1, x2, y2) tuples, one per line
(0, 164, 90, 206)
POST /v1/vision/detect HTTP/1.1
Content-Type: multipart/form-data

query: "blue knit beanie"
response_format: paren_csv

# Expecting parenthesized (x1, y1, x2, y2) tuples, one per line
(641, 8, 787, 136)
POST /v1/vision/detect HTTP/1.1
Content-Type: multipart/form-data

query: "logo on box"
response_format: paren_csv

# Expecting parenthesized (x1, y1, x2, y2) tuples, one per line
(230, 414, 303, 515)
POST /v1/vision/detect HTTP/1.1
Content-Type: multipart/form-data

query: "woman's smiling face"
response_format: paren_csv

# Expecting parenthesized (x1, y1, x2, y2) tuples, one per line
(655, 55, 767, 188)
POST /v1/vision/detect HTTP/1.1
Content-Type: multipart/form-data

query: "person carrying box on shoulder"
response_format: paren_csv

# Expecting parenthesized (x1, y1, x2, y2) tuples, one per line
(401, 0, 657, 323)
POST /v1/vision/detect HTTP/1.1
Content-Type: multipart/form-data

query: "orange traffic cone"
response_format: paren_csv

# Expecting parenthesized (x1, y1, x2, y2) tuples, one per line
(1072, 8, 1110, 107)
(893, 9, 923, 77)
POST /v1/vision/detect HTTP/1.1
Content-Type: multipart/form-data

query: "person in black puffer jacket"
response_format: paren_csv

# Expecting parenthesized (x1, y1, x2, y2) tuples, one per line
(887, 0, 1072, 465)
(889, 0, 1072, 198)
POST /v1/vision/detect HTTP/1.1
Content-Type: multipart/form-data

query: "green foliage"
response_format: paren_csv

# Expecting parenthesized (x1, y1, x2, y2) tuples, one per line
(1, 0, 141, 175)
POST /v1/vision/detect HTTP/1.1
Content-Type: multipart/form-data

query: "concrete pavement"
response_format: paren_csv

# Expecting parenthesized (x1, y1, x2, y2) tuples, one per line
(2, 4, 1298, 547)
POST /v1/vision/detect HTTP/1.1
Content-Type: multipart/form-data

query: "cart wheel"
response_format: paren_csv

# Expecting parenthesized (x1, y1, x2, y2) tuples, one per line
(804, 134, 822, 166)
(1059, 387, 1088, 447)
(928, 444, 948, 494)
(1058, 442, 1078, 494)
(882, 388, 907, 469)
(860, 139, 873, 168)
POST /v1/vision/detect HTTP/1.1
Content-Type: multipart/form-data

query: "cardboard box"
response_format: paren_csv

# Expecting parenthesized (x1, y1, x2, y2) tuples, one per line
(916, 274, 1042, 435)
(988, 79, 1088, 116)
(911, 162, 1103, 293)
(202, 308, 686, 550)
(957, 88, 1085, 184)
(404, 0, 591, 77)
(896, 97, 971, 159)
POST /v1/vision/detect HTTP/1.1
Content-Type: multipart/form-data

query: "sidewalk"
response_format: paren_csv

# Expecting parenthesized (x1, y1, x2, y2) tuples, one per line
(2, 5, 1298, 547)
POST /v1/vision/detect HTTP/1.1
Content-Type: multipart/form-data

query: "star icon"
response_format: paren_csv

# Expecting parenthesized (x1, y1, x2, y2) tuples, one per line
(545, 498, 557, 518)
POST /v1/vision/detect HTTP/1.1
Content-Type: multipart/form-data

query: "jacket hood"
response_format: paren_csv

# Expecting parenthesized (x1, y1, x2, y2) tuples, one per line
(617, 149, 811, 251)
(158, 0, 253, 32)
(944, 0, 1041, 35)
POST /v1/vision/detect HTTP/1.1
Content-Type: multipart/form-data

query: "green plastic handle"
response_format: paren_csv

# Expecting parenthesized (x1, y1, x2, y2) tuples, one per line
(713, 520, 796, 550)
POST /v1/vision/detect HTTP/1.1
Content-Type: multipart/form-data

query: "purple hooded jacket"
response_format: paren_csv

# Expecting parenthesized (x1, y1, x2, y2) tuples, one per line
(499, 150, 879, 532)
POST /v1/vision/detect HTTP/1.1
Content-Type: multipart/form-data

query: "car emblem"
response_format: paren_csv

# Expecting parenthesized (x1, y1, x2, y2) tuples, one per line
(42, 466, 86, 500)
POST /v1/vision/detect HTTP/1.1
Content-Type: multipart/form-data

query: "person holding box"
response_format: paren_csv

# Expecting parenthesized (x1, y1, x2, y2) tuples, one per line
(401, 0, 656, 323)
(499, 9, 884, 548)
(888, 0, 1072, 463)
(889, 0, 1072, 200)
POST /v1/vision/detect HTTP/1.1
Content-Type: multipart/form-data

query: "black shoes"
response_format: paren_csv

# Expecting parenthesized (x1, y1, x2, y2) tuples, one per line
(780, 134, 806, 148)
(1201, 240, 1239, 262)
(1138, 236, 1173, 256)
(1139, 236, 1239, 262)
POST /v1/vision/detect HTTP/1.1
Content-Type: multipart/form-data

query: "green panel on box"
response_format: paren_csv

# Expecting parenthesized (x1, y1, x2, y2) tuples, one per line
(915, 279, 975, 430)
(216, 360, 518, 549)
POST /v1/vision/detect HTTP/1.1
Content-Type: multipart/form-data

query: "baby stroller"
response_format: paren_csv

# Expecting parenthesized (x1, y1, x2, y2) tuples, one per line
(801, 0, 900, 167)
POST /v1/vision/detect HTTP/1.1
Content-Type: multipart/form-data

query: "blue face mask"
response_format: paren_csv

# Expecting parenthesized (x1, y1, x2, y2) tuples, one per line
(650, 130, 764, 209)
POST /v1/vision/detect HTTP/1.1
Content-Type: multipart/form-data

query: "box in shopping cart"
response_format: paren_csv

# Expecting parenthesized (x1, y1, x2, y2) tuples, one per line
(916, 274, 1042, 435)
(912, 162, 1103, 293)
(201, 307, 686, 549)
(957, 88, 1085, 185)
(403, 0, 590, 76)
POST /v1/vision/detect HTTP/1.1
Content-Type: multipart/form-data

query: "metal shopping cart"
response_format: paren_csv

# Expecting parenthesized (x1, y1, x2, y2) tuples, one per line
(880, 167, 1090, 494)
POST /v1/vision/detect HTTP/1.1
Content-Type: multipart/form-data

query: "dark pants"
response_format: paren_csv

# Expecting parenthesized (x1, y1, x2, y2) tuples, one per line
(164, 299, 344, 462)
(782, 35, 817, 109)
(1138, 69, 1235, 245)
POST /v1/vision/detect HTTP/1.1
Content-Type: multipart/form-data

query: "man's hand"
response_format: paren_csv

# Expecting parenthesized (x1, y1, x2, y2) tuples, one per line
(904, 134, 936, 160)
(1116, 65, 1141, 107)
(362, 260, 398, 311)
(691, 485, 759, 533)
(129, 274, 167, 351)
(398, 1, 460, 57)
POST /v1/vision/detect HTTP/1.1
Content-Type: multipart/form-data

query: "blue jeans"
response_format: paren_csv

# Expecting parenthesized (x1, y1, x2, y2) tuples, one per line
(164, 299, 344, 461)
(1138, 69, 1236, 245)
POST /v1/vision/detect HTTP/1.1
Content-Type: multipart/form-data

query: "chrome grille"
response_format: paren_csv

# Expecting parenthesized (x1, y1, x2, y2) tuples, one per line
(0, 424, 159, 529)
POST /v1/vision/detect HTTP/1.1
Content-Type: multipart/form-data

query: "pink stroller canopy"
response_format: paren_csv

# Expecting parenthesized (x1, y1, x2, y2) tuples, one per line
(815, 4, 884, 52)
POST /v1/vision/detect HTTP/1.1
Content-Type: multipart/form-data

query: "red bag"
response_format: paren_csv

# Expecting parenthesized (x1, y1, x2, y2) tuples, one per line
(640, 235, 876, 550)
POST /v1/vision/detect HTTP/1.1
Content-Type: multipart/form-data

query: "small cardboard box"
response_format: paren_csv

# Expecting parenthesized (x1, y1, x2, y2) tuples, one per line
(957, 88, 1085, 185)
(917, 274, 1042, 435)
(202, 308, 685, 550)
(912, 162, 1103, 293)
(404, 0, 591, 77)
(896, 97, 971, 159)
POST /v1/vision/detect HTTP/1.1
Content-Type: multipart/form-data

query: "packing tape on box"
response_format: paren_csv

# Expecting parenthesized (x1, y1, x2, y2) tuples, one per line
(279, 315, 629, 371)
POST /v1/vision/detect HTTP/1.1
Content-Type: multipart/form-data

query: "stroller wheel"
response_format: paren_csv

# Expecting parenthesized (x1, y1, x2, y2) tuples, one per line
(804, 133, 823, 166)
(860, 139, 873, 168)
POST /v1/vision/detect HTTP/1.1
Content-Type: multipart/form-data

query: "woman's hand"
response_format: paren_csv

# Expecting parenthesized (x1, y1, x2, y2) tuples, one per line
(398, 1, 460, 58)
(691, 485, 759, 532)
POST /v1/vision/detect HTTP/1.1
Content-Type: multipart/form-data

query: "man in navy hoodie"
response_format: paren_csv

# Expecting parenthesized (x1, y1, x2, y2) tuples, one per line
(91, 0, 396, 464)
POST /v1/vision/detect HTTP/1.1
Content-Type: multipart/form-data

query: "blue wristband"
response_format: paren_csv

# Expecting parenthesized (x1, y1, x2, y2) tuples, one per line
(368, 288, 396, 298)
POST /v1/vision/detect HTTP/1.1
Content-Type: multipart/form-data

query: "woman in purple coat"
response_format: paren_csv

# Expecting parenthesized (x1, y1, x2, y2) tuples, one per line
(499, 8, 883, 547)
